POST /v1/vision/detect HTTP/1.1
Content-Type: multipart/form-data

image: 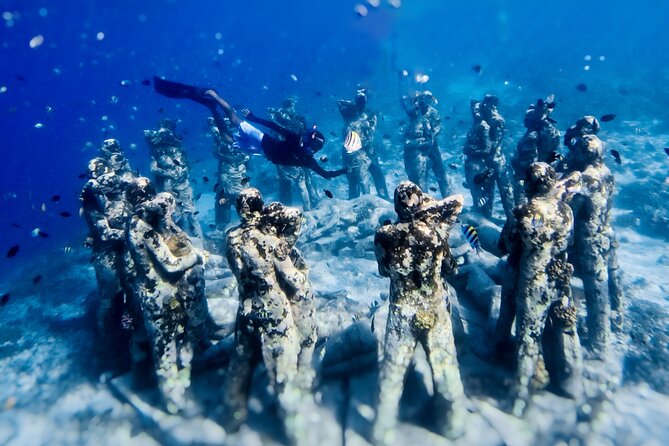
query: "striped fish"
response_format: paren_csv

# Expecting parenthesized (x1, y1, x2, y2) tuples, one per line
(461, 224, 481, 253)
(344, 130, 363, 153)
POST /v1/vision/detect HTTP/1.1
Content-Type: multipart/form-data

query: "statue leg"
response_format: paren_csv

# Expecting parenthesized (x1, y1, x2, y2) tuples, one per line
(373, 305, 416, 446)
(423, 305, 467, 439)
(428, 145, 451, 198)
(222, 327, 258, 432)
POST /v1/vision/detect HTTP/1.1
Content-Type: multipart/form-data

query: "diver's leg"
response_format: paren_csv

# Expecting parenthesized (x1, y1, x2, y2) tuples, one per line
(205, 90, 242, 125)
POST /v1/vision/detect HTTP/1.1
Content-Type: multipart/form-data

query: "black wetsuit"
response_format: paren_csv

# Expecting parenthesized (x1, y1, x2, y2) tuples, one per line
(245, 113, 346, 179)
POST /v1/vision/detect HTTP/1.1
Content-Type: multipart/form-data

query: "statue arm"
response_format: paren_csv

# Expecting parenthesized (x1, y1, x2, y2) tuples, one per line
(144, 230, 199, 274)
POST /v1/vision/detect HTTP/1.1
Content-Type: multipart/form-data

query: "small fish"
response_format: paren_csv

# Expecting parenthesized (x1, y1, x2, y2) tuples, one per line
(193, 211, 200, 216)
(173, 159, 182, 167)
(6, 245, 19, 258)
(548, 151, 564, 163)
(477, 196, 488, 208)
(119, 79, 131, 87)
(241, 176, 251, 186)
(600, 114, 616, 122)
(320, 155, 328, 162)
(51, 195, 61, 202)
(462, 224, 481, 252)
(610, 149, 622, 165)
(344, 130, 363, 153)
(664, 148, 669, 157)
(78, 173, 87, 180)
(194, 193, 202, 201)
(472, 64, 482, 74)
(141, 79, 151, 86)
(41, 203, 46, 212)
(16, 75, 26, 81)
(473, 168, 493, 185)
(531, 213, 543, 228)
(202, 176, 209, 183)
(315, 91, 322, 96)
(576, 83, 588, 92)
(448, 163, 459, 170)
(11, 223, 21, 228)
(0, 293, 9, 306)
(59, 211, 72, 218)
(323, 189, 334, 199)
(32, 275, 42, 285)
(62, 246, 73, 254)
(158, 107, 165, 114)
(382, 134, 392, 140)
(429, 186, 438, 193)
(31, 228, 41, 237)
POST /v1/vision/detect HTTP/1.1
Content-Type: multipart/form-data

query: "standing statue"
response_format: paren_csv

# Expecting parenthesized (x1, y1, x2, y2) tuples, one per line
(401, 91, 451, 198)
(267, 98, 320, 210)
(511, 96, 561, 205)
(373, 181, 466, 444)
(338, 87, 389, 199)
(144, 119, 203, 241)
(463, 96, 515, 219)
(494, 163, 583, 416)
(209, 116, 250, 228)
(223, 189, 314, 444)
(80, 157, 133, 367)
(565, 120, 623, 355)
(126, 189, 211, 414)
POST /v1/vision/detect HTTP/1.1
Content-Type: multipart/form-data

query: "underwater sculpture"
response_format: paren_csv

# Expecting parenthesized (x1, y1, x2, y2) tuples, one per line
(80, 157, 133, 366)
(209, 116, 250, 228)
(144, 119, 203, 241)
(463, 95, 515, 219)
(373, 181, 466, 444)
(267, 98, 320, 210)
(223, 188, 314, 444)
(126, 189, 211, 414)
(565, 122, 623, 354)
(401, 91, 451, 199)
(338, 87, 389, 199)
(494, 162, 583, 416)
(99, 138, 136, 183)
(511, 96, 561, 206)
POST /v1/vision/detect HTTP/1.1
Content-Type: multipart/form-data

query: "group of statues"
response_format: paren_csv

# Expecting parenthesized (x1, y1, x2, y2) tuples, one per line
(79, 88, 624, 445)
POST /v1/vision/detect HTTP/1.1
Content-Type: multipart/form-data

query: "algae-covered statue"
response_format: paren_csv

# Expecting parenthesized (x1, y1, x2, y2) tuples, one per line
(223, 188, 314, 444)
(80, 157, 133, 367)
(99, 138, 136, 183)
(338, 87, 389, 199)
(373, 181, 466, 444)
(511, 96, 561, 205)
(209, 116, 250, 228)
(267, 98, 320, 210)
(126, 188, 211, 414)
(494, 162, 583, 416)
(565, 122, 623, 355)
(401, 91, 451, 198)
(144, 119, 203, 241)
(463, 95, 515, 219)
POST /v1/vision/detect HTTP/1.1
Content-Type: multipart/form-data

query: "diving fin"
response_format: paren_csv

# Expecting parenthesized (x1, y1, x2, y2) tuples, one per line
(153, 76, 217, 107)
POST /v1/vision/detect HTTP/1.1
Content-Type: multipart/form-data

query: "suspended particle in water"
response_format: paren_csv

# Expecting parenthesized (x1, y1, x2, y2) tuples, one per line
(584, 54, 592, 61)
(415, 73, 429, 84)
(214, 32, 222, 40)
(110, 96, 119, 103)
(388, 0, 402, 8)
(367, 0, 380, 7)
(29, 34, 44, 48)
(599, 55, 606, 61)
(290, 73, 298, 82)
(401, 69, 408, 77)
(584, 65, 590, 71)
(138, 14, 147, 23)
(354, 4, 368, 16)
(38, 8, 48, 17)
(101, 115, 108, 121)
(34, 122, 44, 128)
(96, 32, 105, 41)
(0, 86, 6, 93)
(119, 79, 130, 86)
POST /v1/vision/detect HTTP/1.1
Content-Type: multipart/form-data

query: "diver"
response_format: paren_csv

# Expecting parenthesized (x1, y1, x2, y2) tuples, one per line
(153, 77, 346, 180)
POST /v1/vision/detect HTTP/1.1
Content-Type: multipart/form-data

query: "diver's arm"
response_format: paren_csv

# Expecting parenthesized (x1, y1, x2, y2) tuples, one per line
(306, 158, 347, 179)
(242, 110, 294, 138)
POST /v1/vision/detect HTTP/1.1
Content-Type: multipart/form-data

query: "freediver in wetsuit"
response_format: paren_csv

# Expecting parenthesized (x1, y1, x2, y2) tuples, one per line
(153, 77, 346, 180)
